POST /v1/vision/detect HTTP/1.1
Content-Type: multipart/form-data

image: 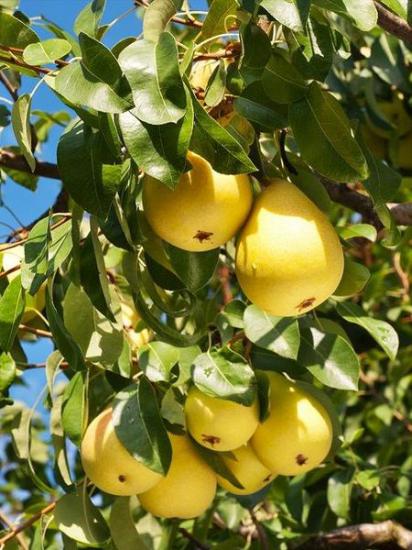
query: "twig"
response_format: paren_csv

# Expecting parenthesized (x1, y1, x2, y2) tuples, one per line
(250, 509, 270, 550)
(0, 54, 51, 75)
(0, 502, 56, 548)
(392, 252, 410, 298)
(179, 528, 210, 550)
(296, 520, 412, 549)
(218, 265, 233, 305)
(18, 325, 53, 338)
(0, 150, 60, 179)
(0, 71, 18, 101)
(374, 1, 412, 44)
(0, 510, 28, 550)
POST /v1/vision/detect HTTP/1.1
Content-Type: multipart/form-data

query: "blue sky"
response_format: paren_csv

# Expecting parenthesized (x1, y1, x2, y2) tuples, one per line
(1, 0, 143, 405)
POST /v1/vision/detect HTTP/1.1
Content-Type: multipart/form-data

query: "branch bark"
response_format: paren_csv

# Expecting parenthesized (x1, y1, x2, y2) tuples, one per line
(0, 150, 60, 180)
(0, 71, 18, 101)
(296, 520, 412, 549)
(0, 502, 56, 548)
(374, 1, 412, 44)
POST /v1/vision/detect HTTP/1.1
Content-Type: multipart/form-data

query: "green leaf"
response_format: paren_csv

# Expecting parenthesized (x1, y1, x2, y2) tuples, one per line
(191, 94, 256, 174)
(0, 105, 10, 128)
(0, 352, 16, 392)
(290, 169, 332, 212)
(334, 257, 370, 297)
(0, 12, 39, 48)
(342, 0, 377, 31)
(61, 371, 86, 446)
(119, 86, 193, 189)
(327, 468, 354, 519)
(74, 0, 106, 37)
(243, 305, 300, 360)
(143, 0, 183, 42)
(262, 50, 307, 104)
(336, 301, 399, 360)
(110, 497, 149, 550)
(64, 284, 123, 365)
(46, 282, 86, 372)
(0, 276, 25, 351)
(289, 83, 369, 182)
(54, 489, 111, 545)
(23, 39, 71, 65)
(339, 224, 377, 242)
(204, 60, 226, 108)
(57, 120, 121, 217)
(235, 83, 287, 131)
(239, 22, 271, 86)
(193, 348, 256, 405)
(79, 33, 133, 105)
(166, 244, 219, 292)
(118, 33, 186, 125)
(50, 393, 73, 488)
(192, 441, 244, 489)
(12, 94, 35, 172)
(53, 59, 131, 114)
(138, 342, 180, 383)
(113, 379, 172, 475)
(198, 0, 238, 41)
(298, 324, 360, 390)
(260, 0, 304, 31)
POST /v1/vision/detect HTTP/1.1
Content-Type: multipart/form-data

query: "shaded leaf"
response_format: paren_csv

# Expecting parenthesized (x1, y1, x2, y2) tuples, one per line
(23, 39, 71, 65)
(199, 0, 238, 40)
(74, 0, 106, 37)
(334, 257, 370, 297)
(0, 352, 16, 392)
(139, 342, 180, 383)
(0, 276, 25, 351)
(262, 50, 307, 104)
(327, 468, 354, 519)
(166, 244, 219, 292)
(0, 12, 39, 48)
(12, 94, 35, 172)
(61, 371, 86, 446)
(110, 497, 149, 550)
(143, 0, 183, 42)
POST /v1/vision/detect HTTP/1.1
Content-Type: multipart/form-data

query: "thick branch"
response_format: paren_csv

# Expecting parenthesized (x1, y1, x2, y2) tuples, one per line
(296, 520, 412, 549)
(374, 1, 412, 44)
(0, 150, 60, 180)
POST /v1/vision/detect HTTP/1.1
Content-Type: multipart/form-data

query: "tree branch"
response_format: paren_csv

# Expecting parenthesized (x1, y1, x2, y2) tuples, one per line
(0, 71, 18, 101)
(0, 502, 56, 548)
(0, 510, 28, 550)
(0, 150, 60, 180)
(296, 520, 412, 549)
(374, 1, 412, 44)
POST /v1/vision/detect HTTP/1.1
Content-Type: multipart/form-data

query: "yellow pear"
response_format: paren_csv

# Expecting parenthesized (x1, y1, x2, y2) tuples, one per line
(217, 444, 276, 496)
(120, 300, 151, 350)
(143, 152, 253, 252)
(1, 244, 46, 323)
(235, 179, 344, 317)
(80, 409, 162, 496)
(138, 433, 217, 519)
(251, 372, 333, 476)
(185, 387, 259, 451)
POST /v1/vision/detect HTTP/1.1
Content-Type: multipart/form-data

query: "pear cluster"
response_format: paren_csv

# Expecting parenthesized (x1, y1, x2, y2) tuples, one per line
(143, 153, 344, 316)
(80, 372, 333, 519)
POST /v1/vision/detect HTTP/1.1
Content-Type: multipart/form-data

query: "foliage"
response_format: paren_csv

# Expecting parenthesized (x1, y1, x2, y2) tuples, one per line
(0, 0, 411, 548)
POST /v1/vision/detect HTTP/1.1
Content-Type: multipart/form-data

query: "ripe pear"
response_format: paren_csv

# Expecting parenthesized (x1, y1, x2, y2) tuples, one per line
(217, 444, 276, 496)
(120, 300, 151, 350)
(143, 151, 253, 252)
(185, 387, 259, 451)
(138, 433, 216, 519)
(80, 409, 162, 496)
(1, 244, 46, 323)
(251, 372, 333, 476)
(235, 179, 344, 317)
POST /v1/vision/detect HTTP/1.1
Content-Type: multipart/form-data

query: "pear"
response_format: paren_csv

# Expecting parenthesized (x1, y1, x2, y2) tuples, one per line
(143, 152, 253, 252)
(217, 444, 276, 496)
(120, 300, 151, 350)
(235, 179, 344, 316)
(1, 244, 46, 323)
(138, 433, 217, 519)
(185, 387, 259, 451)
(251, 372, 333, 476)
(80, 409, 162, 496)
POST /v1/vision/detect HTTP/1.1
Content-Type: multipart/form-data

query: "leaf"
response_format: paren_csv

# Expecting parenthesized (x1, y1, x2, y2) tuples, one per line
(138, 342, 180, 383)
(74, 0, 106, 37)
(235, 83, 287, 131)
(113, 379, 172, 475)
(193, 348, 256, 405)
(53, 60, 131, 114)
(0, 12, 39, 48)
(298, 324, 360, 390)
(12, 94, 35, 172)
(260, 0, 304, 31)
(57, 120, 121, 217)
(46, 283, 86, 372)
(54, 490, 110, 545)
(342, 0, 377, 31)
(50, 394, 73, 488)
(0, 276, 25, 351)
(166, 244, 219, 292)
(192, 441, 244, 489)
(239, 22, 271, 86)
(199, 0, 238, 41)
(191, 94, 256, 174)
(289, 82, 369, 182)
(61, 371, 86, 446)
(118, 33, 186, 125)
(143, 0, 183, 42)
(110, 497, 149, 550)
(23, 39, 71, 65)
(204, 60, 226, 108)
(243, 305, 300, 360)
(79, 33, 133, 105)
(290, 168, 332, 212)
(336, 302, 399, 360)
(327, 469, 354, 519)
(0, 352, 16, 392)
(119, 87, 193, 189)
(334, 257, 370, 297)
(339, 224, 377, 242)
(262, 50, 307, 104)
